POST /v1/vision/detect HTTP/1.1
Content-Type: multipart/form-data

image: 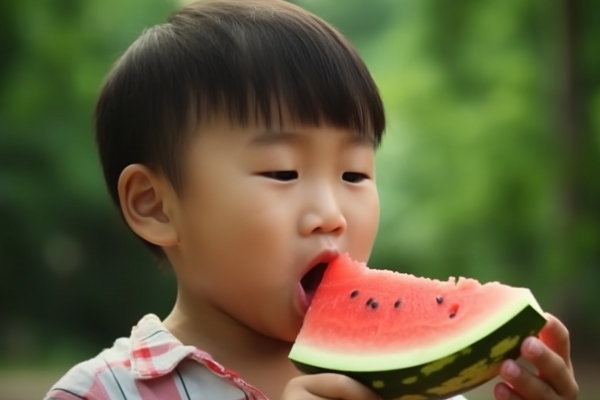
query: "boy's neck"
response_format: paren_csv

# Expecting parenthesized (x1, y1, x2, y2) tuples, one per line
(162, 288, 301, 392)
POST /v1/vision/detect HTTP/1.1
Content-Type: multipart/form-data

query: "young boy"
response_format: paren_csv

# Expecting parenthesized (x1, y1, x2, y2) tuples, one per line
(45, 1, 578, 399)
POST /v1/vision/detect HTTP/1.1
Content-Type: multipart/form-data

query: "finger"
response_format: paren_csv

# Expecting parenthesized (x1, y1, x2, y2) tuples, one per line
(538, 313, 572, 369)
(281, 390, 326, 400)
(301, 373, 381, 400)
(494, 382, 524, 400)
(499, 359, 558, 400)
(520, 335, 578, 397)
(283, 376, 331, 400)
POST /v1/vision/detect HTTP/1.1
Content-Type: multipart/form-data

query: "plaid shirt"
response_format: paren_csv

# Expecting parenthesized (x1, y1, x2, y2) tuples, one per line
(44, 314, 468, 400)
(44, 314, 267, 400)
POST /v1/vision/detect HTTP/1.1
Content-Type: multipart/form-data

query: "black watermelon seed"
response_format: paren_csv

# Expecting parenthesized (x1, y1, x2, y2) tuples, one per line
(394, 300, 402, 308)
(449, 311, 457, 318)
(350, 290, 359, 298)
(370, 301, 379, 309)
(436, 296, 444, 304)
(366, 298, 373, 306)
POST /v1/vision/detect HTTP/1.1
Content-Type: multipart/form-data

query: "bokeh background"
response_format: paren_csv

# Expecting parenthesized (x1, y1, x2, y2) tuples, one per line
(1, 0, 599, 399)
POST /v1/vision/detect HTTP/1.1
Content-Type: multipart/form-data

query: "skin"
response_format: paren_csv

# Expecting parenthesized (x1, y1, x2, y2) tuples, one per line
(118, 116, 578, 400)
(494, 314, 579, 400)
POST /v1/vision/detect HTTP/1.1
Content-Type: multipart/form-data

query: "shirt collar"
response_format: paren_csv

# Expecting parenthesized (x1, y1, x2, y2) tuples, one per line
(130, 314, 208, 379)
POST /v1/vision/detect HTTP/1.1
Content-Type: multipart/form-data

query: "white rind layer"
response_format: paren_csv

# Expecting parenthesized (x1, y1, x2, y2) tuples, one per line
(290, 290, 545, 371)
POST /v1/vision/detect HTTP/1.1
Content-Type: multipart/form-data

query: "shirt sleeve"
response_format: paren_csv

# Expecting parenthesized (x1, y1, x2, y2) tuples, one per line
(43, 359, 106, 400)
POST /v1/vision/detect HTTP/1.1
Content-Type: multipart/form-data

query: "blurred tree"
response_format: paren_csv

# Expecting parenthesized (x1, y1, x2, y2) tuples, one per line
(0, 0, 179, 365)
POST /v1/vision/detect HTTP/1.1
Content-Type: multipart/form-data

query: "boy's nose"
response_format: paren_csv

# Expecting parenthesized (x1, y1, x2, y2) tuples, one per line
(299, 191, 347, 237)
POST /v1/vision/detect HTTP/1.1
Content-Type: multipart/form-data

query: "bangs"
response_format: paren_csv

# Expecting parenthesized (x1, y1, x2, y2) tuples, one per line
(157, 0, 384, 143)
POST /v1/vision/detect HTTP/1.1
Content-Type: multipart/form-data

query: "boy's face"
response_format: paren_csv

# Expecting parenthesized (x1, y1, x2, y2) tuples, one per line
(166, 116, 380, 342)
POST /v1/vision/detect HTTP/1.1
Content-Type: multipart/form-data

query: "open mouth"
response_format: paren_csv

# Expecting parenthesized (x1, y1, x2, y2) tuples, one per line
(300, 262, 329, 303)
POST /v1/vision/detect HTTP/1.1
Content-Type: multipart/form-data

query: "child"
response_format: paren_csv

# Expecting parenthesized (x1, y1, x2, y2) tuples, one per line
(45, 1, 578, 399)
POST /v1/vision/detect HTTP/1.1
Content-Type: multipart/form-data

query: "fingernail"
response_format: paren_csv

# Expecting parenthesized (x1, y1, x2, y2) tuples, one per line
(525, 337, 543, 356)
(497, 384, 510, 400)
(502, 360, 520, 378)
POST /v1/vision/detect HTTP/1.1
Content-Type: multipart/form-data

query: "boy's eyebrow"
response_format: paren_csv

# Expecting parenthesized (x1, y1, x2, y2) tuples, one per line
(250, 130, 375, 147)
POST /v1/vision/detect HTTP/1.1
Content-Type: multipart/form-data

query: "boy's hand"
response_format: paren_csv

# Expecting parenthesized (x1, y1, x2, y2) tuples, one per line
(281, 373, 380, 400)
(495, 313, 579, 400)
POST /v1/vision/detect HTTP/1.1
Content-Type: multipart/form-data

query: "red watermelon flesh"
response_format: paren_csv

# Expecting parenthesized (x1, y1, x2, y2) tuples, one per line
(291, 253, 546, 372)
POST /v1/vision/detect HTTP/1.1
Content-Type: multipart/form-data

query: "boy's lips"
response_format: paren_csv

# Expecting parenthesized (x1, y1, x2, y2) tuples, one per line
(298, 249, 339, 312)
(302, 248, 340, 277)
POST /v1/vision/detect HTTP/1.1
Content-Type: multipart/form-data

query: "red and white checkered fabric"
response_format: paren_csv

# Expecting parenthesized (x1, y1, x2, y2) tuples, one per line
(44, 314, 266, 400)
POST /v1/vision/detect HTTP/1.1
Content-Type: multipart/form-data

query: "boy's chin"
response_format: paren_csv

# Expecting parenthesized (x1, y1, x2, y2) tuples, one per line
(255, 321, 301, 346)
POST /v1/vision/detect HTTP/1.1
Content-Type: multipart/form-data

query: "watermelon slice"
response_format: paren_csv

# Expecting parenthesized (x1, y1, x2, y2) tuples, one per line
(289, 254, 547, 400)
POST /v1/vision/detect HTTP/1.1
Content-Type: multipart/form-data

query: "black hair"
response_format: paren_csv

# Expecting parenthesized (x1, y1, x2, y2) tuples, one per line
(94, 0, 386, 256)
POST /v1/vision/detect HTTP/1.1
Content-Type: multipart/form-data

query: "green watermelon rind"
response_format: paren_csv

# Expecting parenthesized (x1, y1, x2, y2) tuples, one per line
(290, 304, 547, 400)
(289, 289, 544, 371)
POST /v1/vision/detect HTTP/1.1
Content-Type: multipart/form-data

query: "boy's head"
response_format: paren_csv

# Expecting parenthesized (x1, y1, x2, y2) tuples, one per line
(95, 0, 385, 255)
(94, 0, 386, 339)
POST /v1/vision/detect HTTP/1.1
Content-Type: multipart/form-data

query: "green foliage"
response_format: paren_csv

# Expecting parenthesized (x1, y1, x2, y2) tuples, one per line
(1, 0, 599, 365)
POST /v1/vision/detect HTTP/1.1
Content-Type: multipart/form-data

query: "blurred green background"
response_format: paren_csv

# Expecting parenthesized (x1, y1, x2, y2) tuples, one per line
(1, 0, 598, 398)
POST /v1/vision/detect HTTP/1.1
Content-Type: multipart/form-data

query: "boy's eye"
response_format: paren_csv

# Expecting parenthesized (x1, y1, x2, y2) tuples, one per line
(342, 172, 369, 183)
(261, 171, 298, 181)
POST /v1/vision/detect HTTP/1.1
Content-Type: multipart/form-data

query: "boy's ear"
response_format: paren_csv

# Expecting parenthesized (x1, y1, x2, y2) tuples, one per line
(117, 164, 178, 248)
